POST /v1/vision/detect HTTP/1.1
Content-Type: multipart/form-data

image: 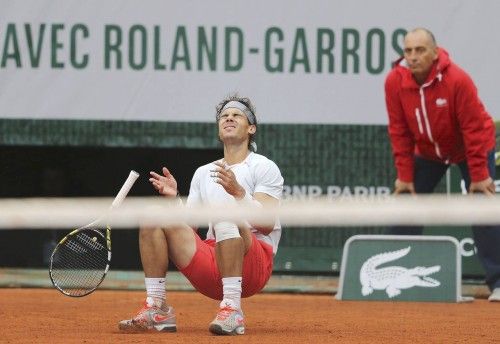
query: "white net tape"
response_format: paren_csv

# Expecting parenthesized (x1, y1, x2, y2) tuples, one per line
(1, 195, 500, 229)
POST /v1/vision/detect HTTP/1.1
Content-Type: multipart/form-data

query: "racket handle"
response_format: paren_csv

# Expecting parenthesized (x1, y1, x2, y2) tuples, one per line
(111, 170, 140, 209)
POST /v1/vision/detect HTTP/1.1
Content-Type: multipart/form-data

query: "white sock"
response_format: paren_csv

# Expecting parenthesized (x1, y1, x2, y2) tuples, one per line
(220, 277, 242, 310)
(145, 277, 166, 307)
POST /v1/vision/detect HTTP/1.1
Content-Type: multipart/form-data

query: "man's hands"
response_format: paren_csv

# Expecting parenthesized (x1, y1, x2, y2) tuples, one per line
(469, 177, 495, 195)
(394, 179, 416, 195)
(211, 161, 246, 199)
(149, 167, 178, 197)
(394, 177, 495, 195)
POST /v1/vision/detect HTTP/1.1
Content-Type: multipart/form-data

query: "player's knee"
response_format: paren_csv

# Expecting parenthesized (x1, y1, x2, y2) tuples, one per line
(214, 221, 241, 243)
(139, 226, 162, 239)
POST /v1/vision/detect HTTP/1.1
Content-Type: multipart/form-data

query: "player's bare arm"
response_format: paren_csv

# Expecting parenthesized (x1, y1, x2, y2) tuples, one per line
(251, 192, 279, 235)
(212, 161, 277, 235)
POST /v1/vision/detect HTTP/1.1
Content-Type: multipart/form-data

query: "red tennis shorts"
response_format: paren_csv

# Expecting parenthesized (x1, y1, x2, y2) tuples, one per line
(179, 231, 274, 300)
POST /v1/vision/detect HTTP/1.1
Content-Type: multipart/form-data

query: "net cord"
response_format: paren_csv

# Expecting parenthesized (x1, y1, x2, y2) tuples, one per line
(1, 195, 500, 229)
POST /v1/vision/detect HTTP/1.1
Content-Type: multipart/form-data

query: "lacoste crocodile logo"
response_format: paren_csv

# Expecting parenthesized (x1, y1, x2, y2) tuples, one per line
(359, 246, 441, 298)
(436, 98, 448, 107)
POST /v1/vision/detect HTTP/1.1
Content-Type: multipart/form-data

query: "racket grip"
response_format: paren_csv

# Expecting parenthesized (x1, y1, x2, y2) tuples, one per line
(111, 170, 140, 209)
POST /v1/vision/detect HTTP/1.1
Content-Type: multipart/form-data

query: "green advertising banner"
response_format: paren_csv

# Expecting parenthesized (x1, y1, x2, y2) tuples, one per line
(337, 235, 462, 302)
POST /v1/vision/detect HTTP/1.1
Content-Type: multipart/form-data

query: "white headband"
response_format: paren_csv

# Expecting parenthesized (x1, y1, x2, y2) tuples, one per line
(220, 101, 256, 125)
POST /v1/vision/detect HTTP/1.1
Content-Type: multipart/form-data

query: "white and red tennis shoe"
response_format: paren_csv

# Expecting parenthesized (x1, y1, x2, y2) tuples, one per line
(118, 297, 176, 332)
(208, 305, 245, 335)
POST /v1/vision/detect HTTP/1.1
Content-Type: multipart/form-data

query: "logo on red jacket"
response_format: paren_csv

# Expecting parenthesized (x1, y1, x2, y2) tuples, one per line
(435, 98, 448, 107)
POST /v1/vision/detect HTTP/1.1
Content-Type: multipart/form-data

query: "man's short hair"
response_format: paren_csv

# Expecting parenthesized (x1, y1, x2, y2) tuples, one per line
(408, 27, 437, 47)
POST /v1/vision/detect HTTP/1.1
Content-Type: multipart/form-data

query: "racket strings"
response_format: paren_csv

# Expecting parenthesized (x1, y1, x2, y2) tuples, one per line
(50, 230, 110, 296)
(71, 232, 106, 251)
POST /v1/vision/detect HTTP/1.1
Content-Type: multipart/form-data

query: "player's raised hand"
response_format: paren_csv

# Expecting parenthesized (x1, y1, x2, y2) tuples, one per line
(149, 167, 178, 197)
(211, 161, 246, 199)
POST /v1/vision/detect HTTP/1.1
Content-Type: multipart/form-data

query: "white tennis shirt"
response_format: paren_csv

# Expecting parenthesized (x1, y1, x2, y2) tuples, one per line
(186, 152, 284, 255)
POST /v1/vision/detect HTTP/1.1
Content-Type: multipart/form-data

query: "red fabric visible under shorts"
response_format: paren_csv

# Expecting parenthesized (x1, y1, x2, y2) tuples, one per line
(179, 231, 274, 300)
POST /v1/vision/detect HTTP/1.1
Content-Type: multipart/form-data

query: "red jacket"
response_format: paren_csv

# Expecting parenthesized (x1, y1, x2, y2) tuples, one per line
(385, 48, 495, 183)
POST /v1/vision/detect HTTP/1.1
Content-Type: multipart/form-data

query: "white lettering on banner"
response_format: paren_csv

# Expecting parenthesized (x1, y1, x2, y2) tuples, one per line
(0, 0, 498, 124)
(282, 185, 391, 200)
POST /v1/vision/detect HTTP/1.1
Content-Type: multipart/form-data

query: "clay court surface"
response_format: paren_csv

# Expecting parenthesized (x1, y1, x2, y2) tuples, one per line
(1, 288, 498, 343)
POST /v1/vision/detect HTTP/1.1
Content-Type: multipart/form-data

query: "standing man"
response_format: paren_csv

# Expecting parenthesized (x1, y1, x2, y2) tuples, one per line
(385, 28, 500, 301)
(119, 94, 284, 334)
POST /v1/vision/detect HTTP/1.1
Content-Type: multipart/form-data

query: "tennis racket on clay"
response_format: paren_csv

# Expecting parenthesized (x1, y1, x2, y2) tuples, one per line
(49, 170, 139, 297)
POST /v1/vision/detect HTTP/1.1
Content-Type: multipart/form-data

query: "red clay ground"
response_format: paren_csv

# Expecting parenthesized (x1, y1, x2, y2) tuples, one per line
(1, 288, 498, 343)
